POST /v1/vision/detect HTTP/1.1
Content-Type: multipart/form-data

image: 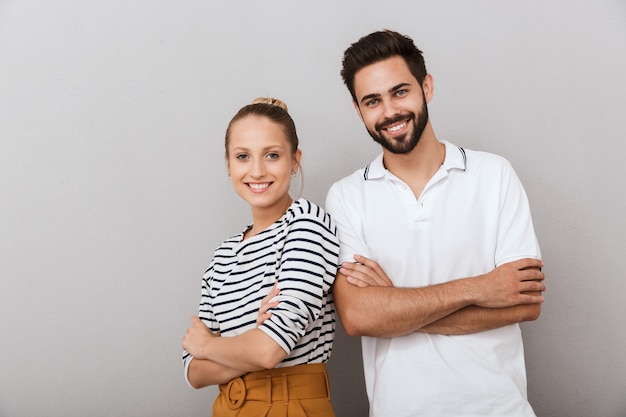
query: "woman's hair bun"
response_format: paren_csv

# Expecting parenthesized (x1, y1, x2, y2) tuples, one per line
(251, 97, 288, 111)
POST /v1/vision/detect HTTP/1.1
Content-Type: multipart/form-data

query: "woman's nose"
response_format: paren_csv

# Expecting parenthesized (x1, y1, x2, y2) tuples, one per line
(250, 158, 266, 177)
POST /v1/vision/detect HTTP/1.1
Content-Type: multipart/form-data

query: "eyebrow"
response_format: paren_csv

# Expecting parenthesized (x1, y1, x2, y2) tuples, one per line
(359, 82, 412, 105)
(230, 145, 287, 153)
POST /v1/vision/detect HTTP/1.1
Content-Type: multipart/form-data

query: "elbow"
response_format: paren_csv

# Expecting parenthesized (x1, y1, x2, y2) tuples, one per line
(188, 379, 204, 390)
(258, 356, 281, 370)
(343, 325, 364, 337)
(256, 346, 288, 370)
(341, 318, 365, 337)
(186, 366, 209, 390)
(333, 279, 374, 337)
(337, 306, 368, 337)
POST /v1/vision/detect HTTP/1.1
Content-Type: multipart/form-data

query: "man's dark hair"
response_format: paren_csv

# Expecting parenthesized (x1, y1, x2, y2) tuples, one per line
(341, 29, 428, 103)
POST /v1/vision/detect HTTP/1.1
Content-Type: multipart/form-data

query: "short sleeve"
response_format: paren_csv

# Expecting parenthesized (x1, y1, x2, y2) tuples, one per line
(494, 161, 541, 266)
(325, 182, 372, 264)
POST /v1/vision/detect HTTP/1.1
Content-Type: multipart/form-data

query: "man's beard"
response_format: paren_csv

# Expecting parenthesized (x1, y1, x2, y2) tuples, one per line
(367, 102, 429, 155)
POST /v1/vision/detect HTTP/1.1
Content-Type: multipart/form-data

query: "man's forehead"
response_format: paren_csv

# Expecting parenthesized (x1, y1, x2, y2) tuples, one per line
(354, 58, 417, 100)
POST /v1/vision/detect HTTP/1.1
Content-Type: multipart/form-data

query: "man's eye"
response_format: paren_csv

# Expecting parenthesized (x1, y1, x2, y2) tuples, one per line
(395, 89, 407, 97)
(366, 99, 379, 107)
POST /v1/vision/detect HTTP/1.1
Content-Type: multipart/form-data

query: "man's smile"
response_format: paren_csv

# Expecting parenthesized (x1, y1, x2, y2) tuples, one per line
(384, 120, 408, 133)
(377, 115, 412, 135)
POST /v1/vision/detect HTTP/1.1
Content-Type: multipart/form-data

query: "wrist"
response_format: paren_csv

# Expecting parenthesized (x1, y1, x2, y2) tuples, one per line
(200, 338, 212, 360)
(455, 275, 484, 306)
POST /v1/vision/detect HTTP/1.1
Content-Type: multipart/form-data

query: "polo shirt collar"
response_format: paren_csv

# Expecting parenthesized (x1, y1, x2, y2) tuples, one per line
(441, 140, 467, 172)
(364, 140, 467, 181)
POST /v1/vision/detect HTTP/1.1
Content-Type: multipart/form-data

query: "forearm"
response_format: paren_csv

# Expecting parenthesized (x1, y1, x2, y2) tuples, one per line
(334, 272, 478, 337)
(418, 265, 545, 334)
(186, 358, 247, 388)
(336, 257, 545, 337)
(201, 328, 288, 372)
(418, 300, 542, 335)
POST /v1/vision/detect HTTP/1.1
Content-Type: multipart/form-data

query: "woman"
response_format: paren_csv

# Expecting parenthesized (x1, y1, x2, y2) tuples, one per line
(182, 98, 339, 416)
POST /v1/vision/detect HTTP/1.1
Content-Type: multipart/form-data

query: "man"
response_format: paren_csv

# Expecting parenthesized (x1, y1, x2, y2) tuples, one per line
(325, 30, 545, 417)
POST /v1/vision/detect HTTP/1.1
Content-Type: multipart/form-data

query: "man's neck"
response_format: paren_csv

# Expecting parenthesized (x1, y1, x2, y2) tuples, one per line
(382, 125, 445, 199)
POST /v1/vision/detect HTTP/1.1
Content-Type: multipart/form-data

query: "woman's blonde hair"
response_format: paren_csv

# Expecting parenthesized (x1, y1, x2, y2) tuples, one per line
(225, 97, 297, 155)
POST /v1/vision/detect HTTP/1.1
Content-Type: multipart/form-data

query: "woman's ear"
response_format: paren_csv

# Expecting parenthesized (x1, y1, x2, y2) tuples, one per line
(293, 149, 303, 173)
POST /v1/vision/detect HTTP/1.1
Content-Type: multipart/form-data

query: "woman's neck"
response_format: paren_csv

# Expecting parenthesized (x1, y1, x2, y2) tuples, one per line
(244, 196, 294, 239)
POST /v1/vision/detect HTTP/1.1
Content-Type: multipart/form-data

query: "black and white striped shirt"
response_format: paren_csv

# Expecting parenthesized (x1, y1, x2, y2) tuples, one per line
(183, 198, 339, 370)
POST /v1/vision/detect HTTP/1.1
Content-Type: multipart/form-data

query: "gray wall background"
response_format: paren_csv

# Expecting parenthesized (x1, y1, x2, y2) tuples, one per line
(1, 1, 625, 416)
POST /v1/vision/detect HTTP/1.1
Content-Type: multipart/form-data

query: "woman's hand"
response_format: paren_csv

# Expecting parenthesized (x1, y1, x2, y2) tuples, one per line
(256, 281, 280, 327)
(340, 254, 394, 288)
(183, 316, 217, 360)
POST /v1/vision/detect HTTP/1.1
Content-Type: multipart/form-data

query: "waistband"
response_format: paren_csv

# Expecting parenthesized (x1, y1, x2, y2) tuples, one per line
(218, 363, 331, 410)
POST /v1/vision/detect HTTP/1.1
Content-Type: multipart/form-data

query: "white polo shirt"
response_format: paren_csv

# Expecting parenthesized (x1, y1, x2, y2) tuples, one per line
(326, 140, 541, 417)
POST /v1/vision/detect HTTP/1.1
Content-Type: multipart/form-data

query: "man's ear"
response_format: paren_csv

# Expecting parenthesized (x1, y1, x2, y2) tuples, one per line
(352, 100, 364, 121)
(422, 74, 434, 104)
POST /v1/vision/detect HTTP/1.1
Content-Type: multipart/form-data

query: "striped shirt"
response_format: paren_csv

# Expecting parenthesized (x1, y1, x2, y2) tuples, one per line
(183, 198, 339, 372)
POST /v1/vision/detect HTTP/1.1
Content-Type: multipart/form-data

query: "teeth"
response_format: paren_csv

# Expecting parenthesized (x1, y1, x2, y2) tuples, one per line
(249, 183, 269, 190)
(387, 122, 406, 133)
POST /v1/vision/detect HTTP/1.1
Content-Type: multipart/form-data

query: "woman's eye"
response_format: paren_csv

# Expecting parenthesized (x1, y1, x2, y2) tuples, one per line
(236, 154, 248, 160)
(266, 152, 279, 159)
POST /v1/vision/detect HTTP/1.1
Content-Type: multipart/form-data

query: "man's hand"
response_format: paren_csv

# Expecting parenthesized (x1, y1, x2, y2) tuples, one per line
(471, 258, 545, 308)
(256, 281, 280, 327)
(182, 316, 217, 360)
(339, 254, 393, 287)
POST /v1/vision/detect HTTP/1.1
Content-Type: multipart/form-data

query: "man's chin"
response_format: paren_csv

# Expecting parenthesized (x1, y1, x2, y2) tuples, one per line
(380, 135, 414, 154)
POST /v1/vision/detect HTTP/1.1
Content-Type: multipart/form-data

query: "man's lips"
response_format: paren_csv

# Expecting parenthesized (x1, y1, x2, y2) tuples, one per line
(384, 120, 408, 133)
(377, 115, 412, 134)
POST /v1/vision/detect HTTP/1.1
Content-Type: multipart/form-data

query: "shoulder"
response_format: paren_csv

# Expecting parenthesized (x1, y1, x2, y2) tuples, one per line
(327, 155, 381, 198)
(290, 198, 326, 216)
(212, 233, 238, 252)
(464, 147, 510, 167)
(207, 235, 238, 271)
(329, 170, 363, 195)
(446, 142, 516, 179)
(447, 144, 523, 194)
(441, 140, 507, 168)
(213, 229, 244, 250)
(288, 198, 336, 232)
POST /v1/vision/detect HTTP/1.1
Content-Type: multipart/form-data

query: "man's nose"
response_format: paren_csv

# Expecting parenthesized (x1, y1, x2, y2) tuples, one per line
(381, 99, 400, 119)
